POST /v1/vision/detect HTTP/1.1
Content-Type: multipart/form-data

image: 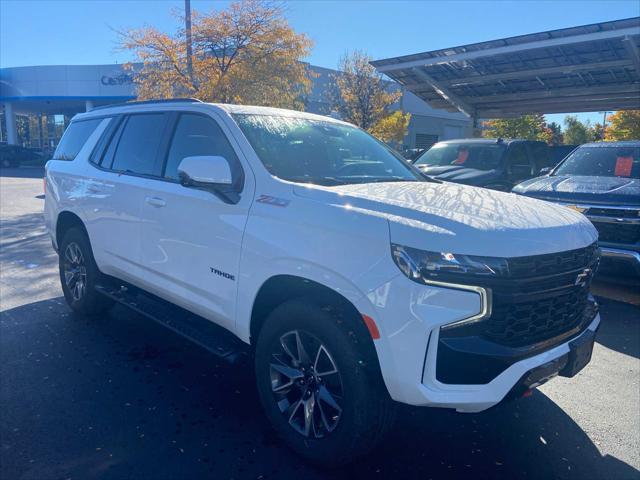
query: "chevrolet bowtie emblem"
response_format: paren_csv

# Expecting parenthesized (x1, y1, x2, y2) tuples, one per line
(575, 268, 592, 287)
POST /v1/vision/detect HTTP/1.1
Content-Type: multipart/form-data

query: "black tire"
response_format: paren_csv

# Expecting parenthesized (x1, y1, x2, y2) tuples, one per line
(59, 227, 113, 315)
(255, 300, 395, 466)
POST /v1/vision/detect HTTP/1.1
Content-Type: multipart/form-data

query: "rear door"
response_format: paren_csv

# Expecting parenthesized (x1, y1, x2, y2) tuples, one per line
(505, 142, 535, 186)
(83, 112, 172, 283)
(136, 111, 254, 331)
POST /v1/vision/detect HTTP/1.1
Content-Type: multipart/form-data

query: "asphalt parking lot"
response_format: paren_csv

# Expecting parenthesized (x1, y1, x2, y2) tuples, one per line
(1, 167, 639, 480)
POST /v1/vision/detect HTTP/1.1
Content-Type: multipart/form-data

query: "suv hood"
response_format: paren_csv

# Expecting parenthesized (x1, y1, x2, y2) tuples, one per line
(293, 181, 596, 257)
(416, 165, 498, 185)
(513, 175, 640, 206)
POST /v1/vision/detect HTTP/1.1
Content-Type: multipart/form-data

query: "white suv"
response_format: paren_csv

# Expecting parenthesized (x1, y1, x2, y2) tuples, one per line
(45, 99, 601, 465)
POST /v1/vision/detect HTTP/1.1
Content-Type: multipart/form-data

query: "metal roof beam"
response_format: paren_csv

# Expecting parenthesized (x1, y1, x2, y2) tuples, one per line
(442, 59, 633, 86)
(479, 100, 640, 116)
(375, 26, 640, 73)
(622, 35, 640, 73)
(467, 83, 640, 104)
(410, 68, 475, 117)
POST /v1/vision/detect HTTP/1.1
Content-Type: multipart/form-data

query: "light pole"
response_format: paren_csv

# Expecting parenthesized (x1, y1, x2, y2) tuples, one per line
(185, 0, 194, 87)
(599, 111, 611, 140)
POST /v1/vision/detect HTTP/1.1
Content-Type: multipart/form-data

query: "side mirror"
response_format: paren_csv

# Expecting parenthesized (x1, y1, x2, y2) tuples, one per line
(178, 156, 233, 187)
(539, 167, 553, 175)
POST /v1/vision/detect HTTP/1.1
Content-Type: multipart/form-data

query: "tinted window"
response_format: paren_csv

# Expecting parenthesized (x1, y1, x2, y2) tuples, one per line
(111, 114, 166, 175)
(528, 142, 551, 170)
(97, 118, 126, 167)
(164, 114, 239, 180)
(554, 146, 640, 178)
(506, 144, 530, 168)
(53, 119, 103, 160)
(415, 142, 505, 170)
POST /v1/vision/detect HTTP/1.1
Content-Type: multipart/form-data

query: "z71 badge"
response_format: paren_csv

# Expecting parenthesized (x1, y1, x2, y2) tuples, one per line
(256, 194, 290, 207)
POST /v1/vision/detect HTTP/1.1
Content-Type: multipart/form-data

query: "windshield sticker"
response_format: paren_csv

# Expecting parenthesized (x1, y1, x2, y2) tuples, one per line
(453, 148, 469, 165)
(614, 156, 633, 177)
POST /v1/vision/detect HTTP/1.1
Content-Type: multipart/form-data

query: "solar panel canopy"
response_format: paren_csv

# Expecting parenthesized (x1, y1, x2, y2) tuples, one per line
(371, 18, 640, 119)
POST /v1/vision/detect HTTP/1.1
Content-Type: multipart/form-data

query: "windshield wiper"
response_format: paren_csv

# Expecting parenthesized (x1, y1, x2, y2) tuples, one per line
(284, 176, 350, 186)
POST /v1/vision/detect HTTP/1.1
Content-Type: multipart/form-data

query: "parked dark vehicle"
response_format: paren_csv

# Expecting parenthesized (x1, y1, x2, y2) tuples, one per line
(413, 138, 550, 191)
(548, 144, 578, 167)
(401, 147, 425, 162)
(513, 141, 640, 277)
(0, 143, 43, 167)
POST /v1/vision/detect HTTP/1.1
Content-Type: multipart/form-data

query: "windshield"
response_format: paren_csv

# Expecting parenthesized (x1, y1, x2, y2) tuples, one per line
(233, 114, 422, 186)
(554, 146, 640, 179)
(415, 142, 506, 170)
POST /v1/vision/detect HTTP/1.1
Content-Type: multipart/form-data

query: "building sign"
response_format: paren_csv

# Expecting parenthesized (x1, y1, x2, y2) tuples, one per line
(101, 72, 134, 86)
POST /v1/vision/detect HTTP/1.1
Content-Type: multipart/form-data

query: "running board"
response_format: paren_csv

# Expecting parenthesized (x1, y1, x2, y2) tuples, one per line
(95, 283, 248, 363)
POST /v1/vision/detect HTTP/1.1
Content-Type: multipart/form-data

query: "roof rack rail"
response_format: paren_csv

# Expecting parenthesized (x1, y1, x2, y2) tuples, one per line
(89, 98, 203, 112)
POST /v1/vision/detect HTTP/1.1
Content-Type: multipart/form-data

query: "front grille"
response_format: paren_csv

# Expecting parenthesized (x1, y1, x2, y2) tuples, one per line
(462, 243, 600, 348)
(591, 220, 640, 245)
(507, 242, 599, 277)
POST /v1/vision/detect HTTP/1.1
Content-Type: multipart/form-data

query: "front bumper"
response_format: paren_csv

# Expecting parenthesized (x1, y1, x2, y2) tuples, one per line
(366, 274, 600, 413)
(600, 247, 640, 276)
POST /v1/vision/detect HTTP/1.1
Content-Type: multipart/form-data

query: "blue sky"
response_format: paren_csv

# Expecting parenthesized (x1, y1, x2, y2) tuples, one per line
(1, 0, 638, 124)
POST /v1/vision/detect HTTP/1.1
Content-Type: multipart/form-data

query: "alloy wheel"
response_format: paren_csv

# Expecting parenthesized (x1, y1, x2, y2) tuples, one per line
(63, 242, 87, 301)
(269, 330, 343, 438)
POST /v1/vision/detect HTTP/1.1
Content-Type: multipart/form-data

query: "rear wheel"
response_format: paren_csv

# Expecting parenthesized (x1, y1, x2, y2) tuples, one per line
(59, 227, 113, 315)
(255, 300, 395, 466)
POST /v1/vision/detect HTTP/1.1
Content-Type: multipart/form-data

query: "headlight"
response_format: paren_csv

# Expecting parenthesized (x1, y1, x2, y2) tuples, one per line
(391, 244, 509, 283)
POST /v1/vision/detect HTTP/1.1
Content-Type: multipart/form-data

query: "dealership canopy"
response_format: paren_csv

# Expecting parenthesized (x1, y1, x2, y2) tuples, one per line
(371, 17, 640, 120)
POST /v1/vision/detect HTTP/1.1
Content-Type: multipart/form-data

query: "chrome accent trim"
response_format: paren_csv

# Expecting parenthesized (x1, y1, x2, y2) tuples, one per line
(553, 202, 640, 213)
(600, 247, 640, 274)
(425, 279, 492, 330)
(587, 215, 640, 224)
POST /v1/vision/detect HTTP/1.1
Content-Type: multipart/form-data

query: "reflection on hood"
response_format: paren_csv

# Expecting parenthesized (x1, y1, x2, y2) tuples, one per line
(514, 175, 640, 206)
(294, 181, 597, 257)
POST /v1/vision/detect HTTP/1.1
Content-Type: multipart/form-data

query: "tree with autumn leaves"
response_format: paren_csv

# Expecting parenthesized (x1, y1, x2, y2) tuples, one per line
(118, 1, 313, 110)
(119, 4, 410, 145)
(330, 50, 411, 145)
(604, 110, 640, 141)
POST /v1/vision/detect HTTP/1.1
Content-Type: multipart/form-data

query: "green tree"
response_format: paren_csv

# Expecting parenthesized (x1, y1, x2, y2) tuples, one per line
(563, 115, 594, 145)
(546, 121, 563, 145)
(605, 110, 640, 140)
(118, 0, 313, 110)
(482, 115, 550, 141)
(330, 50, 401, 130)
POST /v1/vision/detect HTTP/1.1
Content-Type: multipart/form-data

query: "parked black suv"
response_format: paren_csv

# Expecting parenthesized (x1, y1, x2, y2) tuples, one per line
(413, 138, 551, 191)
(513, 141, 640, 277)
(0, 143, 43, 167)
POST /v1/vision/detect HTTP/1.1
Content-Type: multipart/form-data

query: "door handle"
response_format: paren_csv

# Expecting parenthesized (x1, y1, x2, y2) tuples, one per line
(145, 196, 166, 208)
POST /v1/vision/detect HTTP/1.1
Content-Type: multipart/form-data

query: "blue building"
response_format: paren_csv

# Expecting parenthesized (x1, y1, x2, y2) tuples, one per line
(0, 63, 470, 152)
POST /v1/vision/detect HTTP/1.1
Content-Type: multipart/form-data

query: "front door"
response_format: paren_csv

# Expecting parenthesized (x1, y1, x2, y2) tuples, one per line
(137, 112, 253, 331)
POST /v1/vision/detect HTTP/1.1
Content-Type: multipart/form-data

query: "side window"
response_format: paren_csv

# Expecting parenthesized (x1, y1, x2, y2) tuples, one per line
(506, 144, 533, 181)
(111, 114, 167, 176)
(528, 142, 551, 171)
(98, 118, 126, 168)
(164, 114, 240, 181)
(53, 119, 103, 160)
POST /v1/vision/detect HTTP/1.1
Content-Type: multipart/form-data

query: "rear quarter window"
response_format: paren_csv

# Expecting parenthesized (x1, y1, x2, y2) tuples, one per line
(53, 118, 103, 161)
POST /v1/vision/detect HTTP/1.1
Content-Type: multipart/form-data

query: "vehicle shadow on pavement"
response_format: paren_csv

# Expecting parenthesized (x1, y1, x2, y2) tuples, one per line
(594, 296, 640, 359)
(0, 166, 45, 179)
(1, 297, 638, 480)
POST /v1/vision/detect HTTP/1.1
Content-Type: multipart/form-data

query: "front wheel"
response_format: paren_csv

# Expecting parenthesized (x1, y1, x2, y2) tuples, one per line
(255, 300, 395, 466)
(59, 227, 113, 315)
